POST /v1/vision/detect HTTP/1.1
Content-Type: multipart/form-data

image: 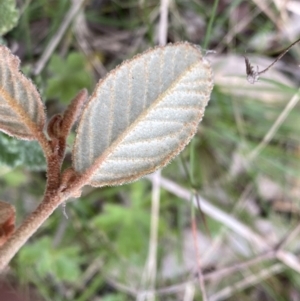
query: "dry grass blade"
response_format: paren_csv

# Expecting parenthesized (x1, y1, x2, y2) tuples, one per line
(33, 0, 86, 75)
(209, 264, 284, 301)
(152, 175, 268, 250)
(0, 46, 46, 140)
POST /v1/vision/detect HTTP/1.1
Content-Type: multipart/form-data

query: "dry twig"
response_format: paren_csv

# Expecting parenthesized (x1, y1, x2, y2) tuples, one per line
(245, 37, 300, 83)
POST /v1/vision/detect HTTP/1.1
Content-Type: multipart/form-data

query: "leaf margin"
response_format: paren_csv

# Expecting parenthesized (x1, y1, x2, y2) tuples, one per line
(72, 42, 214, 187)
(0, 45, 46, 140)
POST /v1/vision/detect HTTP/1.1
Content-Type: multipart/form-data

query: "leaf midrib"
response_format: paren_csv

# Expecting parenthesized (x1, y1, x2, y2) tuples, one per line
(81, 58, 203, 180)
(0, 87, 40, 139)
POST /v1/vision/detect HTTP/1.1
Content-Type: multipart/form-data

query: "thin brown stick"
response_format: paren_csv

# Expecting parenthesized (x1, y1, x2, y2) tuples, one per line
(275, 222, 300, 251)
(191, 201, 208, 301)
(209, 263, 284, 301)
(0, 131, 73, 270)
(204, 249, 275, 281)
(148, 175, 268, 249)
(258, 37, 300, 75)
(153, 248, 277, 296)
(104, 247, 278, 298)
(245, 36, 300, 84)
(0, 122, 70, 270)
(149, 175, 300, 276)
(105, 241, 287, 298)
(194, 191, 211, 239)
(0, 97, 84, 270)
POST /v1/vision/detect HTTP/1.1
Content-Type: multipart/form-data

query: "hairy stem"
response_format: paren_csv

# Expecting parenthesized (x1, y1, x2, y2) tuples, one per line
(0, 120, 71, 270)
(0, 190, 65, 271)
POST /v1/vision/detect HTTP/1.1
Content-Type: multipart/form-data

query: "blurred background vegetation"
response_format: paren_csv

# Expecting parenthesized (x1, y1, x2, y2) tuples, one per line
(0, 0, 300, 300)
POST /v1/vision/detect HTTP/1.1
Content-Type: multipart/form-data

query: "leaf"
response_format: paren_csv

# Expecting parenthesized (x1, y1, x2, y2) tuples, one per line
(17, 237, 81, 282)
(73, 42, 213, 187)
(0, 0, 19, 36)
(91, 182, 153, 259)
(0, 201, 15, 246)
(0, 46, 46, 140)
(102, 294, 127, 301)
(93, 203, 150, 257)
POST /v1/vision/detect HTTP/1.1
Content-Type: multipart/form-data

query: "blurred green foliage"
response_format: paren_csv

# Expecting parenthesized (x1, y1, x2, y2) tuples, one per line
(0, 133, 46, 172)
(2, 169, 28, 187)
(102, 294, 127, 301)
(46, 52, 94, 103)
(91, 181, 166, 264)
(0, 0, 19, 36)
(17, 237, 81, 282)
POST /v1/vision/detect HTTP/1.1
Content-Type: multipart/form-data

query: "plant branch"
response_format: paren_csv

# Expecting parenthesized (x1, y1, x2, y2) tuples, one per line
(245, 36, 300, 84)
(0, 132, 69, 270)
(36, 130, 54, 158)
(257, 37, 300, 75)
(0, 120, 79, 271)
(209, 263, 284, 301)
(0, 190, 65, 271)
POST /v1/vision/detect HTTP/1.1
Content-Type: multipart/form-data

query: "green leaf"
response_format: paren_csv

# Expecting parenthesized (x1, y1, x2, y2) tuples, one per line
(93, 202, 150, 257)
(92, 182, 151, 258)
(46, 52, 93, 103)
(73, 42, 214, 187)
(102, 294, 127, 301)
(0, 0, 19, 36)
(91, 181, 167, 263)
(17, 237, 81, 282)
(0, 132, 46, 171)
